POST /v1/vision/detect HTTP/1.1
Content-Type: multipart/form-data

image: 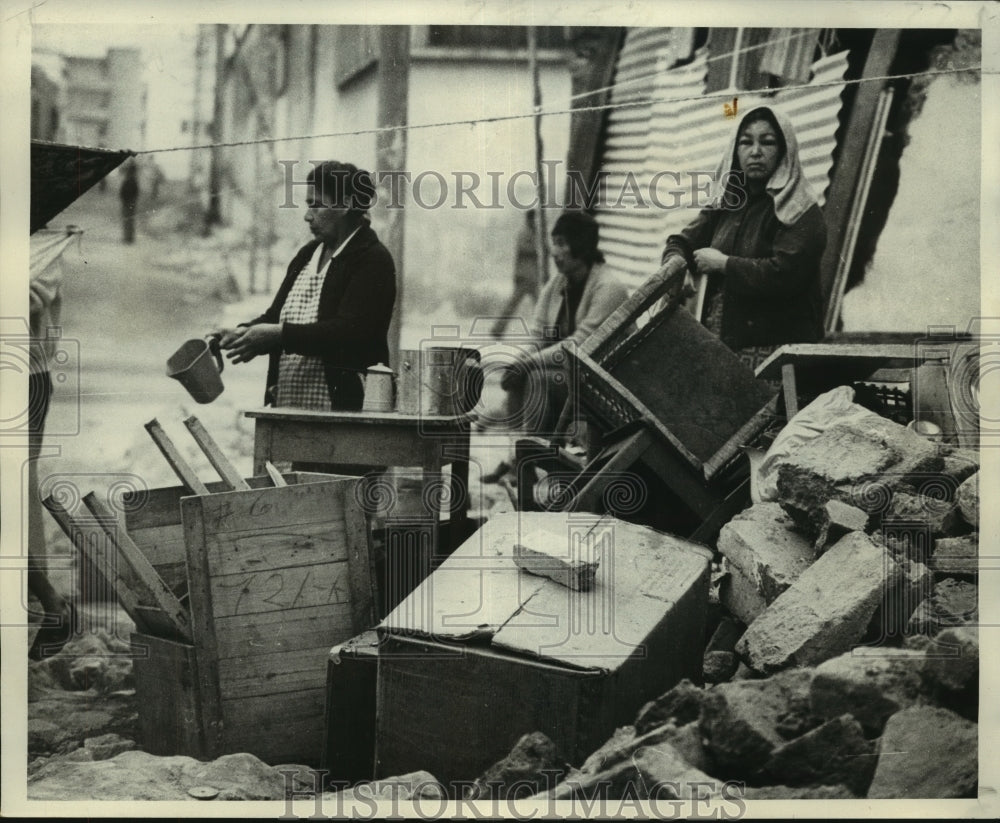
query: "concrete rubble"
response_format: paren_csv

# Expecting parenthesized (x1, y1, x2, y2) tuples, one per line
(25, 395, 979, 802)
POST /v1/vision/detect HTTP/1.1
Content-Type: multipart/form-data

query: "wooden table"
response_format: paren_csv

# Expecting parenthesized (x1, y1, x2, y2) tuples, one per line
(755, 342, 945, 418)
(245, 407, 472, 548)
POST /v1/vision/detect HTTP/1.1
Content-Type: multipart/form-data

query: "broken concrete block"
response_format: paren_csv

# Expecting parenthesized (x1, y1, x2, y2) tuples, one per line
(541, 740, 716, 801)
(907, 577, 978, 635)
(867, 557, 933, 641)
(881, 491, 960, 537)
(703, 617, 744, 683)
(720, 564, 768, 625)
(341, 771, 446, 801)
(743, 784, 856, 799)
(809, 647, 927, 734)
(513, 531, 599, 591)
(736, 533, 901, 674)
(468, 731, 565, 799)
(930, 534, 978, 577)
(577, 719, 711, 780)
(82, 734, 136, 761)
(923, 626, 978, 694)
(775, 416, 943, 525)
(717, 503, 814, 623)
(699, 669, 812, 777)
(634, 679, 706, 735)
(813, 500, 869, 554)
(759, 714, 877, 796)
(956, 472, 978, 527)
(866, 707, 977, 798)
(937, 447, 979, 486)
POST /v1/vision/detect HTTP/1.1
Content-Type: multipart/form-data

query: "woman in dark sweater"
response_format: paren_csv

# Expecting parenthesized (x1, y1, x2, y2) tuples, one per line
(217, 161, 396, 410)
(660, 105, 826, 369)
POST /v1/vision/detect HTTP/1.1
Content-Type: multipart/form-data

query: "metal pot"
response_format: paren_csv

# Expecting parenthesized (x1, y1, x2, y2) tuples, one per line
(397, 347, 482, 416)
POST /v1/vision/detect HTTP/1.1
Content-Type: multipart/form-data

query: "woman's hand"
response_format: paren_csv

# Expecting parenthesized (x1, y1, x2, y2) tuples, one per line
(221, 323, 283, 364)
(693, 247, 729, 276)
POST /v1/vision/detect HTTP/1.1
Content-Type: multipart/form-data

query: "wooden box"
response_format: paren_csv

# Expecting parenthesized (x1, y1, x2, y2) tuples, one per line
(322, 630, 380, 785)
(130, 475, 374, 765)
(374, 511, 712, 788)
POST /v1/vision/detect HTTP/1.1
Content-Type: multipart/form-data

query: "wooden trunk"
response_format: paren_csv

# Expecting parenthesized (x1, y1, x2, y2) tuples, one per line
(129, 474, 374, 766)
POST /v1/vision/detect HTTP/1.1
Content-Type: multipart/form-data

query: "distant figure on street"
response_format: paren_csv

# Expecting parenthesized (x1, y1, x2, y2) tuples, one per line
(148, 160, 165, 202)
(491, 210, 539, 337)
(119, 163, 140, 244)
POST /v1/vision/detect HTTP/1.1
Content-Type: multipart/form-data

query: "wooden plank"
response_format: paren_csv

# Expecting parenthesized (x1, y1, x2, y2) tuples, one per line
(218, 644, 332, 697)
(209, 560, 353, 618)
(214, 603, 356, 659)
(204, 519, 349, 573)
(343, 480, 376, 631)
(44, 496, 155, 635)
(563, 427, 655, 514)
(264, 461, 288, 486)
(144, 418, 210, 496)
(131, 632, 206, 758)
(180, 494, 225, 756)
(191, 482, 348, 535)
(83, 493, 193, 643)
(222, 703, 326, 765)
(184, 415, 251, 491)
(782, 363, 800, 419)
(819, 29, 901, 319)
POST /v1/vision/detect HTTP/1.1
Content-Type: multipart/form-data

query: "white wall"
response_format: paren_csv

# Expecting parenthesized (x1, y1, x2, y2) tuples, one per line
(841, 74, 981, 333)
(400, 55, 571, 346)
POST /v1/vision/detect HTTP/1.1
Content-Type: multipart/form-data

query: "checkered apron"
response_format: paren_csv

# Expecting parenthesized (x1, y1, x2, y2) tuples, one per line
(275, 244, 332, 409)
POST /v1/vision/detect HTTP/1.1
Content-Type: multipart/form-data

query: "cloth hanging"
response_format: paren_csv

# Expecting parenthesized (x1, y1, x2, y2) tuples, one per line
(759, 28, 821, 84)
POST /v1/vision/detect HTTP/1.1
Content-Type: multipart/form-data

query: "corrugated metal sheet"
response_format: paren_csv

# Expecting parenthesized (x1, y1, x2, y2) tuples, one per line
(595, 29, 850, 289)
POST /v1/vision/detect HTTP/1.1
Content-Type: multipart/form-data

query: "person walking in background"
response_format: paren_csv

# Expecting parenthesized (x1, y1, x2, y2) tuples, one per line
(119, 163, 139, 244)
(491, 210, 540, 337)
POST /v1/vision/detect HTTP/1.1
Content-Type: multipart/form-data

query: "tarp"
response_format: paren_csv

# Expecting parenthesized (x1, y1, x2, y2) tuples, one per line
(31, 140, 134, 234)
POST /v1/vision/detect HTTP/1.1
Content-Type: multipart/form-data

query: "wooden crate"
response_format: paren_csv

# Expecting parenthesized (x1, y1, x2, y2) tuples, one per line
(375, 511, 711, 788)
(131, 475, 375, 766)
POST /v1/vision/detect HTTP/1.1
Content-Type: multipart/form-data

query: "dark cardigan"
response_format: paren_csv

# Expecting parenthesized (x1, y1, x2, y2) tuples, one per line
(247, 223, 396, 406)
(663, 194, 826, 350)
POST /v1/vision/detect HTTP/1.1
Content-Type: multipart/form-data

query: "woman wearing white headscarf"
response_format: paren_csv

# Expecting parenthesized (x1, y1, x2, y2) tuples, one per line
(660, 105, 827, 368)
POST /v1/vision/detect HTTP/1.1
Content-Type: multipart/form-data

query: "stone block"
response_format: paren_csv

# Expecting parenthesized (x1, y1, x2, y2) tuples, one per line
(907, 577, 978, 635)
(866, 707, 977, 798)
(703, 617, 744, 683)
(759, 714, 877, 796)
(468, 732, 565, 799)
(809, 647, 927, 734)
(938, 447, 979, 486)
(956, 472, 978, 527)
(634, 679, 706, 735)
(922, 626, 978, 694)
(813, 500, 869, 553)
(775, 415, 942, 525)
(699, 669, 812, 777)
(736, 533, 901, 674)
(720, 564, 768, 625)
(83, 733, 136, 761)
(881, 491, 960, 537)
(541, 740, 716, 801)
(930, 534, 978, 577)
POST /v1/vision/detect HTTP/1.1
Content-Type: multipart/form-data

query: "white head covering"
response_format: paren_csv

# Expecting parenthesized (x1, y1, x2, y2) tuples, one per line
(710, 105, 819, 226)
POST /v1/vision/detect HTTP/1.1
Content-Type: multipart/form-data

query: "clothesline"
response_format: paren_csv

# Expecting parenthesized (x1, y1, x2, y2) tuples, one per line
(32, 63, 982, 159)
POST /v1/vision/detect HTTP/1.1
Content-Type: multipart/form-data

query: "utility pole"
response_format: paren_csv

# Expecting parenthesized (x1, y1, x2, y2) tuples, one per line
(528, 26, 549, 291)
(204, 24, 226, 235)
(376, 26, 410, 364)
(189, 25, 209, 192)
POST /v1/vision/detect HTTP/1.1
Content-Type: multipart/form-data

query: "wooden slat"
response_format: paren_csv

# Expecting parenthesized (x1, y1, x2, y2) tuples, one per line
(214, 603, 356, 659)
(183, 415, 251, 491)
(204, 519, 349, 573)
(180, 495, 225, 756)
(343, 480, 377, 630)
(209, 559, 353, 618)
(264, 461, 288, 486)
(82, 493, 193, 643)
(218, 644, 331, 697)
(44, 496, 153, 634)
(144, 418, 210, 496)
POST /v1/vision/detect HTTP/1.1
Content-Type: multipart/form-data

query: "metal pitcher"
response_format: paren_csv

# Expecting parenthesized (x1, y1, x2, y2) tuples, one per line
(362, 363, 395, 413)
